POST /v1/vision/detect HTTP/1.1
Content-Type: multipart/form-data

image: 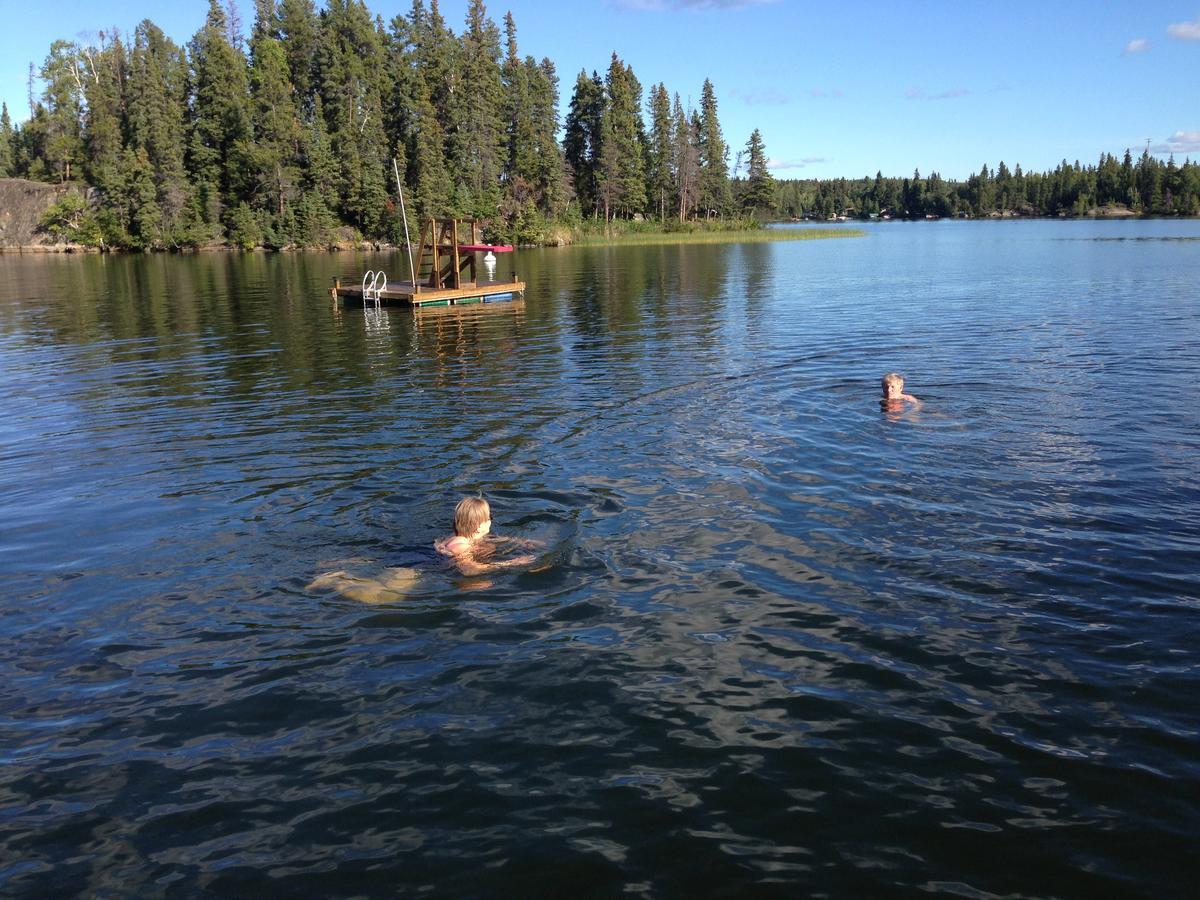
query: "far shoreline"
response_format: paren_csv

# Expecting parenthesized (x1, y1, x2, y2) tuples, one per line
(4, 212, 1198, 256)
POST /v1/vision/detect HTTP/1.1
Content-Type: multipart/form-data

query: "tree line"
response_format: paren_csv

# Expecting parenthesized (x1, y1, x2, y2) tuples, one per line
(1, 0, 1193, 251)
(777, 151, 1200, 221)
(0, 0, 775, 250)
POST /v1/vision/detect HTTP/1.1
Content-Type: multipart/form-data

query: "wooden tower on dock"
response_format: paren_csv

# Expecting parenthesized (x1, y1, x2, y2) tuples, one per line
(416, 218, 509, 291)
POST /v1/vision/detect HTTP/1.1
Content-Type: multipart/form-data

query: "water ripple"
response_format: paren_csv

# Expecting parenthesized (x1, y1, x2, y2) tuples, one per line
(2, 224, 1199, 894)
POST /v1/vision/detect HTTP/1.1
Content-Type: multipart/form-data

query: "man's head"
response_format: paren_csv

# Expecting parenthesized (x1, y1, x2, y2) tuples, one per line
(882, 372, 905, 400)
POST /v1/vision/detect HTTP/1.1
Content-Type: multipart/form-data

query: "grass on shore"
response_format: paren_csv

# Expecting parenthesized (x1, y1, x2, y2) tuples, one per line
(570, 226, 863, 246)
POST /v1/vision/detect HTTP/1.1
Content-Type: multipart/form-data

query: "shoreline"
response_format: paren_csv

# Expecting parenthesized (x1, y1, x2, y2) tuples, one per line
(2, 211, 1194, 255)
(1, 230, 863, 255)
(788, 209, 1184, 225)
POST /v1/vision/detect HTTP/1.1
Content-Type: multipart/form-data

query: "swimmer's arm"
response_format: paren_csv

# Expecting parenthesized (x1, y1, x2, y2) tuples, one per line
(902, 393, 922, 409)
(452, 555, 494, 576)
(452, 551, 536, 576)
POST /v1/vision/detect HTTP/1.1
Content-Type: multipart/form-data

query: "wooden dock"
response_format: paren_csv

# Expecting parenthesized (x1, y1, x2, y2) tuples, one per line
(332, 277, 525, 307)
(332, 216, 524, 308)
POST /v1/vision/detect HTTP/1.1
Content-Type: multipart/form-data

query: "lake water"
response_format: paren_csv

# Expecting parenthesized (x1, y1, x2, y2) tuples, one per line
(1, 220, 1198, 896)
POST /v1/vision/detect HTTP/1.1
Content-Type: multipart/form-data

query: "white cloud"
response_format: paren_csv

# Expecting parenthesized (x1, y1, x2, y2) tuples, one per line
(905, 87, 970, 101)
(1123, 38, 1150, 54)
(1167, 18, 1200, 40)
(768, 157, 826, 170)
(809, 88, 844, 99)
(1155, 130, 1200, 154)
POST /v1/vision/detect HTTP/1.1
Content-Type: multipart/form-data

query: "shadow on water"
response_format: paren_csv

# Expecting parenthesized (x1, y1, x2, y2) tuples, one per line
(1, 221, 1200, 896)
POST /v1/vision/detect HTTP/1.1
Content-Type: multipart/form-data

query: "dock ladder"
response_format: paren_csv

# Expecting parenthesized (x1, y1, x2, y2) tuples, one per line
(361, 270, 387, 308)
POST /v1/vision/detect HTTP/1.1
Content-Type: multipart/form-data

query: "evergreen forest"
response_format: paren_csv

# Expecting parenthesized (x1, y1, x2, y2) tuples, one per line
(776, 153, 1200, 222)
(0, 0, 758, 249)
(0, 0, 1195, 251)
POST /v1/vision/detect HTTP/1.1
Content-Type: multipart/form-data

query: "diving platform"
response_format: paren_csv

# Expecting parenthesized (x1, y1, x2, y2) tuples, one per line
(331, 216, 524, 308)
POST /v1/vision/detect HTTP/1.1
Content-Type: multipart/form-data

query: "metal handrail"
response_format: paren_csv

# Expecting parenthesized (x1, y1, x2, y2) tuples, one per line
(370, 271, 387, 307)
(361, 270, 387, 307)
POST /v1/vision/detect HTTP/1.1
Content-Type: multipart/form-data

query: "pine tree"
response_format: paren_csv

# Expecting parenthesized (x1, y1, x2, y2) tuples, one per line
(15, 111, 44, 180)
(527, 58, 567, 216)
(672, 94, 699, 222)
(301, 95, 338, 196)
(379, 14, 408, 133)
(1164, 154, 1179, 213)
(409, 66, 450, 219)
(925, 170, 949, 217)
(381, 10, 417, 191)
(189, 0, 253, 227)
(296, 95, 338, 243)
(106, 145, 162, 248)
(501, 14, 534, 208)
(741, 128, 774, 213)
(994, 160, 1013, 211)
(278, 0, 320, 112)
(1137, 147, 1162, 211)
(1096, 152, 1120, 206)
(453, 0, 504, 216)
(968, 162, 993, 215)
(416, 0, 458, 135)
(597, 53, 646, 220)
(317, 0, 390, 235)
(39, 40, 86, 182)
(128, 20, 194, 244)
(392, 0, 457, 223)
(563, 69, 604, 217)
(250, 0, 277, 41)
(0, 103, 15, 177)
(904, 168, 925, 216)
(317, 1, 386, 138)
(81, 31, 128, 200)
(248, 5, 302, 229)
(697, 78, 730, 217)
(1121, 149, 1137, 209)
(646, 83, 673, 221)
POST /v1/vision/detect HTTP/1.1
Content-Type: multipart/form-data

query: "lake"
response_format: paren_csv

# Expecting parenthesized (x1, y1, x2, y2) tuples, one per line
(1, 219, 1198, 896)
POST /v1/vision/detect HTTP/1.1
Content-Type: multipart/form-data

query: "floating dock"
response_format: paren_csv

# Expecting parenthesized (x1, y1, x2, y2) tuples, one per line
(331, 216, 525, 308)
(332, 276, 525, 307)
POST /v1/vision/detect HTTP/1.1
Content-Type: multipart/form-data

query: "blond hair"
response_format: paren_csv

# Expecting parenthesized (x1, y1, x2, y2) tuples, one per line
(882, 372, 904, 393)
(454, 497, 491, 537)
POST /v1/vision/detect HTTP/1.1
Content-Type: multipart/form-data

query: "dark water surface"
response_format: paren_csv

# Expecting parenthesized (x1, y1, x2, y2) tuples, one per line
(2, 220, 1198, 896)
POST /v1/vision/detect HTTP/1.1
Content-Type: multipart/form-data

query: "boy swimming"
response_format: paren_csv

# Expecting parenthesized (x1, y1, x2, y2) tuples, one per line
(307, 496, 538, 602)
(434, 496, 537, 576)
(881, 372, 922, 409)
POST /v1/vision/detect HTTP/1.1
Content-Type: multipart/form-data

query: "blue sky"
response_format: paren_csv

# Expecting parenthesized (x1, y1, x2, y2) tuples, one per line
(2, 0, 1197, 180)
